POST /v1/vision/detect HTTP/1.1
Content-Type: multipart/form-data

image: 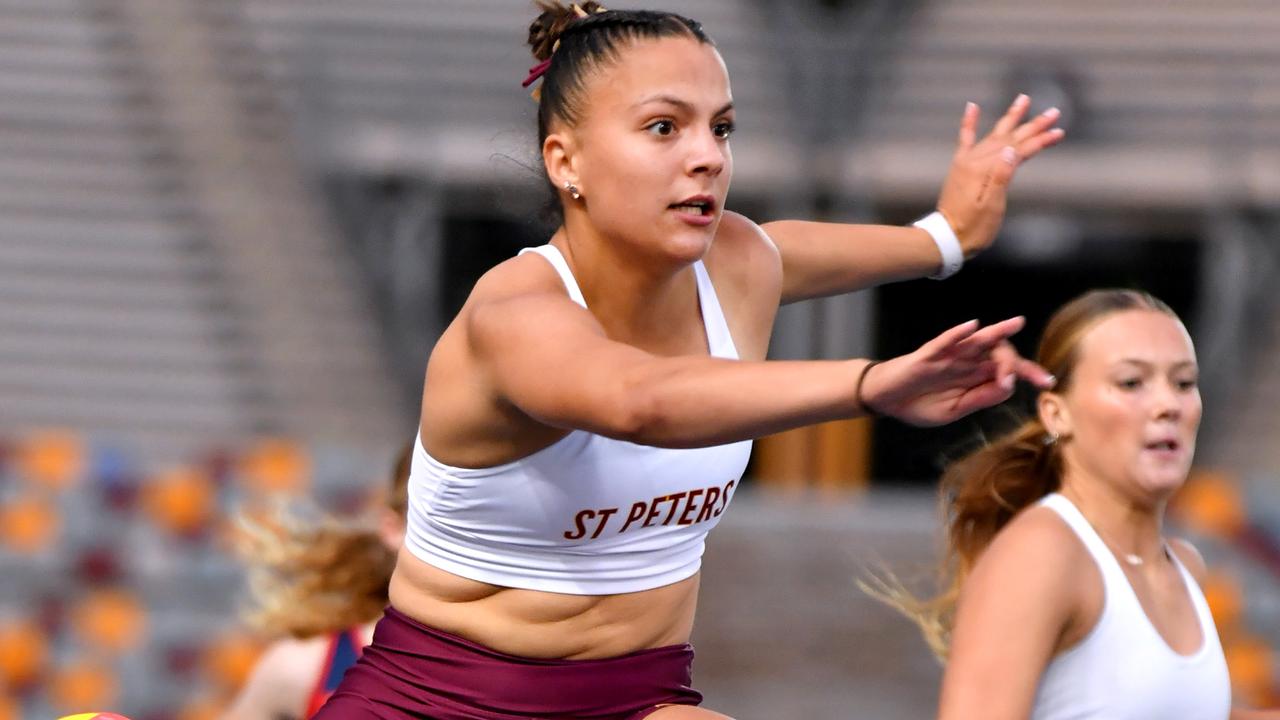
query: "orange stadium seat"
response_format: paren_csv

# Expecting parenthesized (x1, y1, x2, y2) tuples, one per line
(1201, 572, 1245, 633)
(237, 439, 310, 495)
(1224, 634, 1277, 708)
(0, 493, 60, 554)
(15, 431, 85, 492)
(141, 467, 216, 537)
(46, 660, 118, 714)
(1172, 469, 1247, 538)
(202, 631, 265, 694)
(0, 617, 49, 688)
(70, 589, 146, 654)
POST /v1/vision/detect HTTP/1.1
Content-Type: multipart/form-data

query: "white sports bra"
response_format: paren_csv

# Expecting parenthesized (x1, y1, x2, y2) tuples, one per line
(1031, 493, 1232, 719)
(403, 245, 753, 595)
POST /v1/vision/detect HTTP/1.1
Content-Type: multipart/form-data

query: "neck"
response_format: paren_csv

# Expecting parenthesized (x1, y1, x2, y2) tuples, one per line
(552, 219, 702, 346)
(1059, 472, 1167, 565)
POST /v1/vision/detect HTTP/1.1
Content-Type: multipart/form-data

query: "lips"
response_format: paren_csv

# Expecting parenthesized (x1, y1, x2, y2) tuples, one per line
(1143, 428, 1183, 451)
(668, 195, 716, 217)
(1142, 436, 1188, 463)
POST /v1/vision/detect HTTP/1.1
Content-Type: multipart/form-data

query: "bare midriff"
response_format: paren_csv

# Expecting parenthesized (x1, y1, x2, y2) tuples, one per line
(386, 546, 701, 660)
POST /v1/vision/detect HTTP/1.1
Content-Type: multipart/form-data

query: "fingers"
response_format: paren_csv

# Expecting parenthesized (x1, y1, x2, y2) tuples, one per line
(986, 336, 1056, 390)
(949, 317, 1026, 359)
(975, 99, 1035, 193)
(953, 360, 1001, 390)
(1015, 126, 1067, 163)
(1011, 106, 1061, 146)
(903, 318, 1058, 424)
(989, 147, 1020, 190)
(951, 378, 1018, 417)
(956, 101, 979, 151)
(950, 356, 1055, 416)
(1010, 105, 1066, 164)
(990, 93, 1031, 138)
(989, 341, 1049, 392)
(991, 341, 1020, 392)
(921, 317, 1040, 394)
(921, 319, 981, 358)
(977, 97, 1067, 171)
(1015, 356, 1056, 389)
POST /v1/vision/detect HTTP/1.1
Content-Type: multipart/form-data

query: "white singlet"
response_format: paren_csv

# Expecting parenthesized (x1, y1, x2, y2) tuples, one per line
(403, 245, 753, 595)
(1031, 493, 1232, 720)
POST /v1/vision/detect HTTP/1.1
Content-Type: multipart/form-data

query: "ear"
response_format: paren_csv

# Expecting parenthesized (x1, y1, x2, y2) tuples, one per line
(377, 508, 406, 554)
(1037, 390, 1073, 440)
(543, 129, 580, 195)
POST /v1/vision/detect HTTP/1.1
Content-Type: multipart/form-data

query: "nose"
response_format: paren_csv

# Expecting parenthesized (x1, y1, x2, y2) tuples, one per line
(1152, 377, 1184, 421)
(685, 128, 727, 178)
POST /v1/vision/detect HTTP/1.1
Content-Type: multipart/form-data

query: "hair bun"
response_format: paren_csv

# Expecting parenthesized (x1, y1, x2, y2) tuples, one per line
(528, 1, 608, 61)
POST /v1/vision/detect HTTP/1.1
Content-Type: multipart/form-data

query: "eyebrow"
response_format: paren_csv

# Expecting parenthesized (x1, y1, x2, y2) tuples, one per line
(1113, 359, 1198, 370)
(634, 94, 734, 117)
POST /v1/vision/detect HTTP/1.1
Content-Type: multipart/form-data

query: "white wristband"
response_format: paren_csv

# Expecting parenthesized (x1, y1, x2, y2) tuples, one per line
(914, 211, 963, 280)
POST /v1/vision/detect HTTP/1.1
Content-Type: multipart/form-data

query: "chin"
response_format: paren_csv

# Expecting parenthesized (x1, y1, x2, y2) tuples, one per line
(1133, 469, 1193, 502)
(665, 226, 718, 260)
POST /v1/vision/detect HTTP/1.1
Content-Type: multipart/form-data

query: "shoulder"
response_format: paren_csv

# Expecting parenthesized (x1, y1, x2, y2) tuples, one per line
(1168, 537, 1208, 584)
(1001, 502, 1086, 547)
(990, 503, 1087, 561)
(254, 635, 331, 687)
(463, 250, 602, 345)
(945, 502, 1101, 678)
(964, 503, 1094, 609)
(715, 211, 780, 251)
(706, 210, 783, 304)
(704, 211, 784, 347)
(707, 211, 782, 276)
(940, 504, 1096, 716)
(706, 211, 782, 288)
(467, 249, 576, 308)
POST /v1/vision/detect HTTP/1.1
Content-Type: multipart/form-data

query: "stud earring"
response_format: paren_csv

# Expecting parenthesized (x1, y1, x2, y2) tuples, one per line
(563, 181, 581, 200)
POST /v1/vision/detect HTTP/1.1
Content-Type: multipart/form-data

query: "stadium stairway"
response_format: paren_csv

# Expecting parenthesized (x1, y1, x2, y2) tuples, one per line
(0, 0, 406, 458)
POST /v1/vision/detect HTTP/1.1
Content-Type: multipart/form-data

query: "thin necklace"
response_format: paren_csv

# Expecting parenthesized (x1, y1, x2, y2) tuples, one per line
(1064, 492, 1155, 566)
(1091, 523, 1153, 566)
(1059, 489, 1162, 563)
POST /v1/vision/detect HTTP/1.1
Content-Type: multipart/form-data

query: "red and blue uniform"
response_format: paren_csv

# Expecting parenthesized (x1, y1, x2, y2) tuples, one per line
(305, 627, 365, 718)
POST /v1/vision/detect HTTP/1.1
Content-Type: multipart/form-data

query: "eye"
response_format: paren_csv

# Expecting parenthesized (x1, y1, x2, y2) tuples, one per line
(646, 119, 675, 137)
(1177, 378, 1199, 391)
(1117, 378, 1143, 390)
(713, 120, 735, 139)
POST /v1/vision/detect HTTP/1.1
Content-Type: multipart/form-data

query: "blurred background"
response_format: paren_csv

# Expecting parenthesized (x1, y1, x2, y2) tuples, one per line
(0, 0, 1278, 717)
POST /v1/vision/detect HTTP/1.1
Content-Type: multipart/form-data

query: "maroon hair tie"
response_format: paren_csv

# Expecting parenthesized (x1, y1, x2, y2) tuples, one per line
(521, 58, 553, 88)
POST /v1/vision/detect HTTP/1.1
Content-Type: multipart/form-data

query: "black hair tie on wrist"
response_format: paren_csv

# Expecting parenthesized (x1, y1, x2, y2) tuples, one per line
(854, 360, 882, 417)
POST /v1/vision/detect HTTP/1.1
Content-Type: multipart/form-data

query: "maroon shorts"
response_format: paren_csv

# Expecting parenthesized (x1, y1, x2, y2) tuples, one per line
(311, 606, 703, 719)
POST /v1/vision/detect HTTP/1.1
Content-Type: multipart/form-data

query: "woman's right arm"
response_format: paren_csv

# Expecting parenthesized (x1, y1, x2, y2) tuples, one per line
(219, 639, 316, 720)
(937, 508, 1086, 720)
(467, 286, 1051, 448)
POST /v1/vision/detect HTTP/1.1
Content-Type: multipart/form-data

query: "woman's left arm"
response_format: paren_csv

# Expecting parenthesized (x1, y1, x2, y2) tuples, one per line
(763, 94, 1065, 304)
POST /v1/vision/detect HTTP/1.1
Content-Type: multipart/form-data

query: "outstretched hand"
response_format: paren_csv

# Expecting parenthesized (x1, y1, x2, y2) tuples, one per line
(935, 94, 1066, 259)
(860, 317, 1055, 427)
